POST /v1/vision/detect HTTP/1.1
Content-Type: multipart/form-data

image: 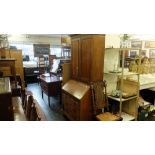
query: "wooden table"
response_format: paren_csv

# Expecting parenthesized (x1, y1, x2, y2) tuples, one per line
(40, 74, 62, 106)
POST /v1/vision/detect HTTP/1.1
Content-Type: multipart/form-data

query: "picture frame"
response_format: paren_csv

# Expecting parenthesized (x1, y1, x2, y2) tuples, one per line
(145, 41, 155, 48)
(131, 41, 142, 48)
(34, 44, 50, 57)
(149, 49, 155, 58)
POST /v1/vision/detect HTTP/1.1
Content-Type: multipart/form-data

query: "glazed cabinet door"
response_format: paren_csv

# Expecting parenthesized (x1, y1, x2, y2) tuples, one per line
(71, 38, 80, 79)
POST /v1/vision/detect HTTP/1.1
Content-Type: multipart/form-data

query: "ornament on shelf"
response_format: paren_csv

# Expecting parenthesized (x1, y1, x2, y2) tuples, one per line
(149, 58, 155, 73)
(142, 57, 150, 74)
(129, 60, 137, 72)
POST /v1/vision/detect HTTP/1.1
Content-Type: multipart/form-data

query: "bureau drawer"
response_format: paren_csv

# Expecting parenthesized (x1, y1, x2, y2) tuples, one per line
(62, 92, 80, 120)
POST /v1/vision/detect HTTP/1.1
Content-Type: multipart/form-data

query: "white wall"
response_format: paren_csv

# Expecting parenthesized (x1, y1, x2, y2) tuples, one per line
(105, 34, 120, 48)
(104, 49, 120, 94)
(104, 35, 121, 73)
(104, 49, 120, 73)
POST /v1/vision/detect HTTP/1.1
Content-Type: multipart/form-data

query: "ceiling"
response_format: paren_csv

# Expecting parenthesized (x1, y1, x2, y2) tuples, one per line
(25, 34, 69, 38)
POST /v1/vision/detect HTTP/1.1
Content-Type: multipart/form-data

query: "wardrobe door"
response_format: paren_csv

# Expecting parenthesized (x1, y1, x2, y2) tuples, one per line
(71, 38, 80, 79)
(79, 37, 92, 83)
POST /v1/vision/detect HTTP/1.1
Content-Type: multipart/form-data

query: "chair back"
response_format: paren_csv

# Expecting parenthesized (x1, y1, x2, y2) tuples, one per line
(90, 80, 109, 115)
(38, 55, 46, 74)
(30, 103, 38, 121)
(25, 95, 34, 120)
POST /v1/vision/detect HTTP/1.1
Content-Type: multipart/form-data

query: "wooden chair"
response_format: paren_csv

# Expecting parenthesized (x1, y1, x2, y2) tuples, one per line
(22, 89, 33, 110)
(29, 102, 40, 121)
(38, 55, 46, 74)
(25, 95, 34, 120)
(33, 99, 47, 121)
(22, 89, 47, 121)
(91, 81, 122, 121)
(37, 55, 46, 84)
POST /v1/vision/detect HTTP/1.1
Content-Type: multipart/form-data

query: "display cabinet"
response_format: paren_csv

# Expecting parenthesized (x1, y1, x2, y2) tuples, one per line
(61, 45, 71, 58)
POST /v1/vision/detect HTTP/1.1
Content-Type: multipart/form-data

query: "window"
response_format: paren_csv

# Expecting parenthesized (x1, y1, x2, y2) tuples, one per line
(9, 43, 63, 59)
(9, 43, 34, 57)
(50, 47, 62, 57)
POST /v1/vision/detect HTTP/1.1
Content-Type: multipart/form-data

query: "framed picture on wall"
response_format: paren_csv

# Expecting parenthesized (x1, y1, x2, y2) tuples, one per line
(34, 44, 50, 57)
(145, 41, 155, 48)
(131, 41, 142, 48)
(149, 49, 155, 58)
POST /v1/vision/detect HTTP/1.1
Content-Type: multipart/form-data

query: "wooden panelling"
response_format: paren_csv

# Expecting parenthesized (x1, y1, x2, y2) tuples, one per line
(71, 38, 80, 79)
(62, 63, 71, 85)
(91, 35, 104, 82)
(80, 37, 91, 82)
